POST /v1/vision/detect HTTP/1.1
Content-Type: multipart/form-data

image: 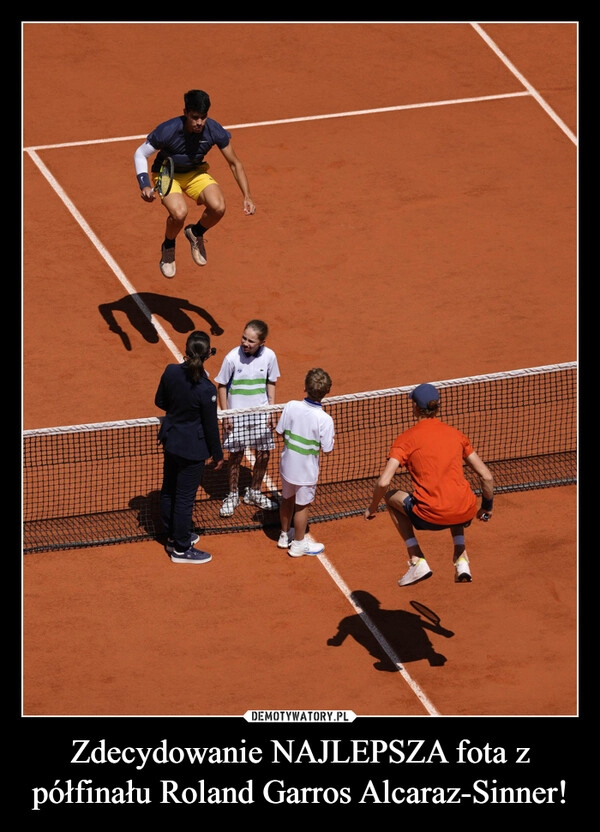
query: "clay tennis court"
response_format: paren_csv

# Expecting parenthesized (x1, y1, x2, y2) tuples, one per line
(22, 22, 577, 719)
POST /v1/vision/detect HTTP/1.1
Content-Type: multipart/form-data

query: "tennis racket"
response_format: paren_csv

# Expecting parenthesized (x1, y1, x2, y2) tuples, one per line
(154, 156, 174, 198)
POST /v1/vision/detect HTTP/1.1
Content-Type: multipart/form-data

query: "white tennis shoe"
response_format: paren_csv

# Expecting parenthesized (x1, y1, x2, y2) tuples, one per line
(160, 244, 176, 278)
(289, 534, 324, 557)
(220, 493, 240, 517)
(184, 225, 207, 266)
(398, 558, 433, 587)
(243, 487, 278, 511)
(277, 528, 295, 549)
(454, 554, 472, 583)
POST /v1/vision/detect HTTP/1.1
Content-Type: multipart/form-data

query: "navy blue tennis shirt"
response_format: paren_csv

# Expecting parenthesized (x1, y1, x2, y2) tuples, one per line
(148, 116, 232, 174)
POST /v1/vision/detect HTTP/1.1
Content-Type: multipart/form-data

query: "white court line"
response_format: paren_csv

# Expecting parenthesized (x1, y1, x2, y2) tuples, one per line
(319, 554, 441, 716)
(471, 23, 577, 146)
(25, 148, 184, 363)
(24, 92, 531, 151)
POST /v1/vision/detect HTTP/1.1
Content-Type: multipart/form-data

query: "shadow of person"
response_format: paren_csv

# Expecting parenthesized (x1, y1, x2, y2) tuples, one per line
(99, 292, 224, 351)
(327, 590, 454, 670)
(129, 491, 163, 540)
(200, 460, 252, 501)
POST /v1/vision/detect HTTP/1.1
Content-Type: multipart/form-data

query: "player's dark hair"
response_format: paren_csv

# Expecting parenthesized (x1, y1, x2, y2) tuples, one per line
(184, 330, 212, 383)
(305, 368, 332, 401)
(184, 89, 211, 114)
(244, 319, 269, 341)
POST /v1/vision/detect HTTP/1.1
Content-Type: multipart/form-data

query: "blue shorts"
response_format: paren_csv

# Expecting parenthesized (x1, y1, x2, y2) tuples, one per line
(403, 494, 472, 531)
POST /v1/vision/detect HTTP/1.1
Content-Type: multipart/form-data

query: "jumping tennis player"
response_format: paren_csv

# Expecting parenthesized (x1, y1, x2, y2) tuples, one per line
(364, 382, 494, 586)
(215, 320, 280, 517)
(134, 89, 256, 278)
(276, 368, 335, 557)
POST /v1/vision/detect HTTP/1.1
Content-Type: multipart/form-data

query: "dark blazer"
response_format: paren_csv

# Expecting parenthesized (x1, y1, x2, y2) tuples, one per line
(155, 363, 223, 462)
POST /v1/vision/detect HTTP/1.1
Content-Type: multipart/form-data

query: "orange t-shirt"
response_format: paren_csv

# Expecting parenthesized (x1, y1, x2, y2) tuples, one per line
(388, 418, 477, 525)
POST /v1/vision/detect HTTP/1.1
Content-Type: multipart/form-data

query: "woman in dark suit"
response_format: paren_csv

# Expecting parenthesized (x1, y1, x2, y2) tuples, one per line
(155, 330, 223, 563)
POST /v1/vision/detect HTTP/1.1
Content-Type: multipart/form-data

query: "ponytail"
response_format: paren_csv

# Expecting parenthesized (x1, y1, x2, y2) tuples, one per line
(184, 330, 212, 383)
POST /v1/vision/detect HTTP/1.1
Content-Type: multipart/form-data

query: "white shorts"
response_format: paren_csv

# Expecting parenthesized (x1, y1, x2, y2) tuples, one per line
(222, 412, 275, 453)
(280, 475, 317, 506)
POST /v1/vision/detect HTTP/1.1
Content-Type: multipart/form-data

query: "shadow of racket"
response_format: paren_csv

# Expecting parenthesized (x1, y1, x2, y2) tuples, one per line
(410, 600, 454, 638)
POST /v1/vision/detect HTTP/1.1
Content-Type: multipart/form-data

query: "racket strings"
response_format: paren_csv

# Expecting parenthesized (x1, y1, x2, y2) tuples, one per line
(157, 159, 174, 197)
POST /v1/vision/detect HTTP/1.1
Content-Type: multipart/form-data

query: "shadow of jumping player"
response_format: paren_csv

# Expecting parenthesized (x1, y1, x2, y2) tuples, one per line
(98, 292, 224, 351)
(327, 591, 454, 670)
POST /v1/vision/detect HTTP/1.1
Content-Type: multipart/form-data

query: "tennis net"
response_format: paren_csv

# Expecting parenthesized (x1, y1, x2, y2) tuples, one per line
(22, 362, 576, 553)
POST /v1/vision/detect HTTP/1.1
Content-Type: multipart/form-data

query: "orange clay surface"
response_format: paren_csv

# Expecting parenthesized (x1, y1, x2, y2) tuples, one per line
(22, 23, 577, 718)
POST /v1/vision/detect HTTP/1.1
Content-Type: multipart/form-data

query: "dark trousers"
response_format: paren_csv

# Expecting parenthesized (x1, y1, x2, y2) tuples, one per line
(160, 451, 205, 551)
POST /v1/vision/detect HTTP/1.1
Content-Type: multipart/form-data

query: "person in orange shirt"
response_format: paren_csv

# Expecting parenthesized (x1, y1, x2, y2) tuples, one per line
(364, 383, 494, 587)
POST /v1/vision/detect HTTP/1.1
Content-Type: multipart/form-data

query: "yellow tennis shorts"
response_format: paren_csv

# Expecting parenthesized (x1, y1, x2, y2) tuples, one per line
(154, 163, 218, 201)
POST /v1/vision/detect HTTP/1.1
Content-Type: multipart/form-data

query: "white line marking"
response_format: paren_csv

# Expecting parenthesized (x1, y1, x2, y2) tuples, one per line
(26, 148, 183, 362)
(471, 23, 577, 145)
(318, 553, 441, 716)
(23, 92, 531, 151)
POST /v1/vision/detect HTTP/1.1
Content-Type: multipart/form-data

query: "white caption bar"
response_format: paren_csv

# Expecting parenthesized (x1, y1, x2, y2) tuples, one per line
(244, 710, 357, 723)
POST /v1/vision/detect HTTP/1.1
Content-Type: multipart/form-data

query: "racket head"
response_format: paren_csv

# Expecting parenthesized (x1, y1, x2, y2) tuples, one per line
(409, 600, 441, 626)
(156, 156, 174, 197)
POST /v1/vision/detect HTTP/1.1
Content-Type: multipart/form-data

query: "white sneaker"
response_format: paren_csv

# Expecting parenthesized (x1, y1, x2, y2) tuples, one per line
(454, 554, 472, 583)
(159, 244, 176, 278)
(220, 492, 239, 517)
(243, 487, 278, 511)
(289, 536, 324, 557)
(277, 528, 295, 549)
(398, 558, 433, 587)
(184, 225, 207, 266)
